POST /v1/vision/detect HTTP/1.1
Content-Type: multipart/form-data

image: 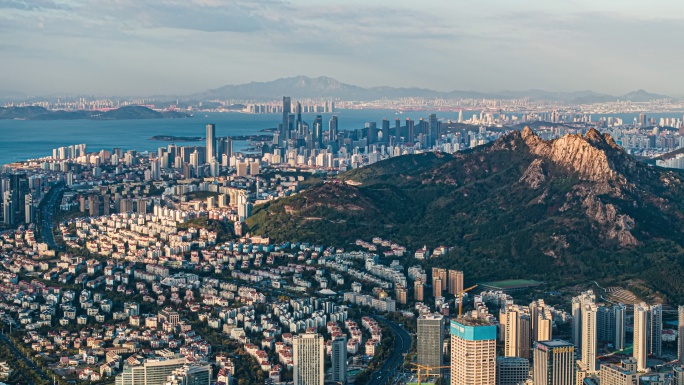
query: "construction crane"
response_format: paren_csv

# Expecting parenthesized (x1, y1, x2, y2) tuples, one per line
(457, 284, 478, 317)
(410, 363, 450, 385)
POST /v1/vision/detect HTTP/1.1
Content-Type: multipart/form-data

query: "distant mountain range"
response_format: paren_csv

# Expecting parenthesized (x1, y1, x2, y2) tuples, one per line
(1, 77, 675, 103)
(191, 75, 674, 102)
(0, 106, 191, 120)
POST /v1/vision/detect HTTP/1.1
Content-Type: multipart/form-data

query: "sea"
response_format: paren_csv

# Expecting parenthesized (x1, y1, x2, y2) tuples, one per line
(0, 109, 464, 166)
(1, 109, 683, 167)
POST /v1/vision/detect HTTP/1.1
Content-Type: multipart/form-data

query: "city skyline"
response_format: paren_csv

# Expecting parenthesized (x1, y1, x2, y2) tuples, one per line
(2, 1, 684, 96)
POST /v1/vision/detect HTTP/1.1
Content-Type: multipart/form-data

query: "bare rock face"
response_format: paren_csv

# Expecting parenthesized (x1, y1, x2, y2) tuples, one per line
(519, 158, 546, 189)
(581, 190, 638, 246)
(515, 127, 639, 247)
(521, 126, 625, 184)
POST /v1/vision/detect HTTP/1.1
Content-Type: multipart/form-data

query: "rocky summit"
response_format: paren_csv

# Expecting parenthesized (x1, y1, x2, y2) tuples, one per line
(247, 127, 684, 301)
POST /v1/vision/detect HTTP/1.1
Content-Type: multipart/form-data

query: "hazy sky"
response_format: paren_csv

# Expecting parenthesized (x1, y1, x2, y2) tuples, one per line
(2, 0, 683, 96)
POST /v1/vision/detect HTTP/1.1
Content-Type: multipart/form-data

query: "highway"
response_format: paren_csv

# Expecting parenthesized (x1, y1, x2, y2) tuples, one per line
(0, 333, 51, 384)
(369, 315, 412, 385)
(39, 184, 63, 249)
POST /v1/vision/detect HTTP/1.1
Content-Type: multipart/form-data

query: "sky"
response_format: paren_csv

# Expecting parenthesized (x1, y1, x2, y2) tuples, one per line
(1, 0, 684, 96)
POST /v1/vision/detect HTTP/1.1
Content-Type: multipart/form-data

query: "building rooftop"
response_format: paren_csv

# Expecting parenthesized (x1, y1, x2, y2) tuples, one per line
(453, 317, 494, 327)
(535, 339, 573, 348)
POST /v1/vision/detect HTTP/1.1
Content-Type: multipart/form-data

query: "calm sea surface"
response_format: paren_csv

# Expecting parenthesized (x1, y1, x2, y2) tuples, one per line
(0, 110, 466, 166)
(0, 109, 682, 167)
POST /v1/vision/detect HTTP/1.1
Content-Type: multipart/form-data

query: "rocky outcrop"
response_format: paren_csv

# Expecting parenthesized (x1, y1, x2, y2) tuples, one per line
(581, 190, 638, 246)
(519, 158, 546, 189)
(521, 126, 626, 184)
(510, 127, 639, 247)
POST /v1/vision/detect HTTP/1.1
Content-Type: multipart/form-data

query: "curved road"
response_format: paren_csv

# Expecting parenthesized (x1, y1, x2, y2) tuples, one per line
(369, 315, 411, 385)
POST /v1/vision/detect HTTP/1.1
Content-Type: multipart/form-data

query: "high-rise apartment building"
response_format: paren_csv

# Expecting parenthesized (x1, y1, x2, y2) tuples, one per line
(571, 291, 596, 350)
(679, 306, 684, 363)
(331, 335, 347, 385)
(448, 270, 464, 295)
(597, 306, 616, 343)
(500, 304, 532, 359)
(24, 193, 34, 224)
(414, 280, 424, 302)
(533, 340, 575, 385)
(293, 333, 324, 385)
(450, 318, 497, 385)
(433, 277, 443, 298)
(650, 304, 663, 357)
(206, 124, 216, 161)
(614, 304, 626, 351)
(633, 303, 649, 372)
(580, 303, 598, 372)
(396, 287, 407, 305)
(418, 314, 445, 375)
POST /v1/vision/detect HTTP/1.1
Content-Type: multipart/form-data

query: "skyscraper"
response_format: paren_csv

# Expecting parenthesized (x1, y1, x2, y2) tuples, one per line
(500, 304, 532, 359)
(633, 303, 649, 372)
(381, 118, 390, 143)
(650, 304, 663, 357)
(418, 314, 445, 375)
(580, 303, 598, 372)
(429, 113, 439, 146)
(329, 116, 338, 144)
(533, 340, 575, 385)
(24, 193, 34, 224)
(450, 318, 497, 385)
(295, 102, 302, 132)
(312, 115, 323, 148)
(280, 97, 292, 147)
(293, 333, 324, 385)
(679, 306, 684, 363)
(406, 119, 415, 144)
(2, 191, 13, 226)
(531, 299, 553, 342)
(614, 304, 626, 351)
(571, 291, 596, 350)
(331, 335, 347, 385)
(217, 137, 233, 160)
(366, 122, 378, 145)
(206, 124, 216, 161)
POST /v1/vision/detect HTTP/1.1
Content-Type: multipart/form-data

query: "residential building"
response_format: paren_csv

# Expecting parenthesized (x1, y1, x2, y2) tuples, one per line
(450, 318, 497, 385)
(293, 333, 324, 385)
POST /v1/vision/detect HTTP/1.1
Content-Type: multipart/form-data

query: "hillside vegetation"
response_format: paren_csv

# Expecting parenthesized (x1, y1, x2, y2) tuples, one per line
(247, 128, 684, 301)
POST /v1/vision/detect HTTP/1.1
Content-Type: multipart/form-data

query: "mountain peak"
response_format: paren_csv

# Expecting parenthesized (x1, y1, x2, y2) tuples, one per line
(502, 128, 626, 183)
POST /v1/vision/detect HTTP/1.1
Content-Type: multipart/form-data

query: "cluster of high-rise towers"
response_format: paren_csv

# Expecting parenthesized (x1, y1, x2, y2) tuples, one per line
(274, 96, 445, 153)
(414, 289, 684, 385)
